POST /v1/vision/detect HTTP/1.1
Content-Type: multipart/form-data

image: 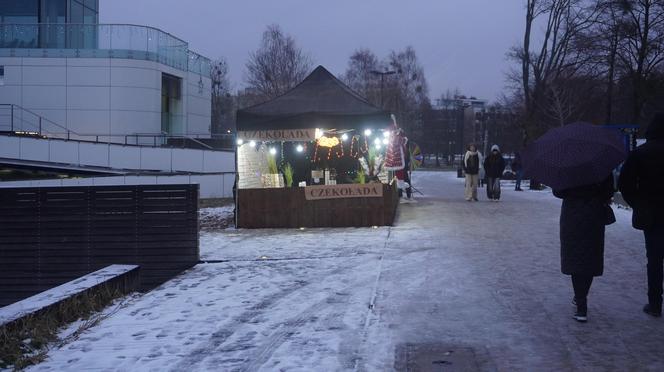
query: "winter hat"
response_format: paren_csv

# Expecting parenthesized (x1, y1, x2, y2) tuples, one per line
(645, 112, 664, 140)
(491, 144, 500, 152)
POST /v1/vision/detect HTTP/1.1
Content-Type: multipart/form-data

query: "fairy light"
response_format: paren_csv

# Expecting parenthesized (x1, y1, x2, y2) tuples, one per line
(350, 136, 359, 158)
(341, 133, 349, 141)
(364, 129, 372, 137)
(382, 138, 389, 145)
(312, 142, 320, 163)
(335, 141, 344, 158)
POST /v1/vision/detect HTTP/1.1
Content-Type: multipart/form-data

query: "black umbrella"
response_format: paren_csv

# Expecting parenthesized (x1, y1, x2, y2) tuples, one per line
(522, 122, 627, 191)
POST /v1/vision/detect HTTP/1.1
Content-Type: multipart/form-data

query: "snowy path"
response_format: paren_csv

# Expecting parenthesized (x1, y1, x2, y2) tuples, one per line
(27, 171, 664, 371)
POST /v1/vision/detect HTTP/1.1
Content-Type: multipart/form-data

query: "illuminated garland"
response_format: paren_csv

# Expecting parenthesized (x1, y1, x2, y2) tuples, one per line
(335, 141, 344, 158)
(312, 141, 320, 163)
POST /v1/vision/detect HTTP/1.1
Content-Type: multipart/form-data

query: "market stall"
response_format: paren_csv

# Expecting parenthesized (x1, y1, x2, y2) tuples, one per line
(235, 66, 400, 228)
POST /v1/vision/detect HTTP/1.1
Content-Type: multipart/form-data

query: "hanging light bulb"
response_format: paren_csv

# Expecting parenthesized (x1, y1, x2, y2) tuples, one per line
(341, 133, 349, 141)
(296, 144, 304, 153)
(383, 131, 391, 138)
(236, 139, 244, 145)
(382, 138, 389, 145)
(249, 141, 256, 148)
(364, 129, 372, 137)
(374, 138, 381, 145)
(375, 143, 382, 150)
(269, 147, 277, 155)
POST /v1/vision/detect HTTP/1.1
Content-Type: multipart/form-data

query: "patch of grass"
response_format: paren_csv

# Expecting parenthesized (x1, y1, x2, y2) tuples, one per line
(0, 283, 130, 370)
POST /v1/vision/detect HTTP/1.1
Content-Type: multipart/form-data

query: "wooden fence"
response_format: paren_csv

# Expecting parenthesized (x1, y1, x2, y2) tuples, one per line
(0, 185, 199, 307)
(237, 184, 399, 228)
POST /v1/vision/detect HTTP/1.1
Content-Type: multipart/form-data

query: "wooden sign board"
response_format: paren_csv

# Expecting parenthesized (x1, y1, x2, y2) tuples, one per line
(304, 183, 383, 200)
(238, 129, 316, 142)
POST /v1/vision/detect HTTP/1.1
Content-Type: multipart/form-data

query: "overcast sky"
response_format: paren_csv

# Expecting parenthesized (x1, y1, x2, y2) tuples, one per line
(100, 0, 525, 103)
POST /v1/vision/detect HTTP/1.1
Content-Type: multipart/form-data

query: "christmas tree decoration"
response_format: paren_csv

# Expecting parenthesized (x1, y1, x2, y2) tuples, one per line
(384, 128, 407, 171)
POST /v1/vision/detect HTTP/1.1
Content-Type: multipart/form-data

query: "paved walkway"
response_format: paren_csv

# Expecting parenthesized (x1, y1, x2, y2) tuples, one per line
(29, 172, 663, 371)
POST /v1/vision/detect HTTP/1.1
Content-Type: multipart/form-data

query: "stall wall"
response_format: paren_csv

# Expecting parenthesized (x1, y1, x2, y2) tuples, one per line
(237, 143, 266, 189)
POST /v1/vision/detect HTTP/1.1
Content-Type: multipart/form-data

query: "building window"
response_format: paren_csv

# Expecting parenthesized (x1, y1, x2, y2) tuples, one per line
(0, 66, 4, 86)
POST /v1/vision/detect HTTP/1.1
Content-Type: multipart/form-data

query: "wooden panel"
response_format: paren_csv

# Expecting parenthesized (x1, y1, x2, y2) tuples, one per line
(237, 184, 399, 228)
(0, 184, 199, 307)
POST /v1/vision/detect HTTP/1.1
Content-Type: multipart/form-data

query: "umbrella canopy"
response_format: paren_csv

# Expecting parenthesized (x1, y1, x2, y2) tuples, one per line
(522, 122, 627, 191)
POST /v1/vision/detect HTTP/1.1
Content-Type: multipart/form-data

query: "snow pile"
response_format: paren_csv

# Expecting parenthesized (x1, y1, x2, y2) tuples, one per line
(199, 205, 234, 231)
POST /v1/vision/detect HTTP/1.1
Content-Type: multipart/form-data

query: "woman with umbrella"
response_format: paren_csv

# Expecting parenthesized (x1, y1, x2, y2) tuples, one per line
(523, 122, 626, 322)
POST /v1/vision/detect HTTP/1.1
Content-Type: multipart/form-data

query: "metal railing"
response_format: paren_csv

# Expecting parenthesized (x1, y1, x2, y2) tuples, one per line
(0, 104, 231, 149)
(0, 23, 210, 75)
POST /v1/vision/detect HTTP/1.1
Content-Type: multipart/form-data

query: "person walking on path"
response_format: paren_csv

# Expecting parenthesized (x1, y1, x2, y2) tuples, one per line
(513, 151, 524, 191)
(553, 176, 614, 322)
(463, 144, 482, 201)
(484, 145, 506, 201)
(618, 113, 664, 317)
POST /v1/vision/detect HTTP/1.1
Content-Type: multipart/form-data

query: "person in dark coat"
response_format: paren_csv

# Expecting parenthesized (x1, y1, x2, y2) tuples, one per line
(513, 151, 524, 191)
(553, 175, 614, 322)
(463, 144, 482, 201)
(483, 144, 506, 201)
(618, 113, 664, 317)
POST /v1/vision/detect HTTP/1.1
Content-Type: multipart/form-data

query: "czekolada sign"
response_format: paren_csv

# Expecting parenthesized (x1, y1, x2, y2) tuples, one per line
(304, 184, 383, 200)
(238, 129, 316, 142)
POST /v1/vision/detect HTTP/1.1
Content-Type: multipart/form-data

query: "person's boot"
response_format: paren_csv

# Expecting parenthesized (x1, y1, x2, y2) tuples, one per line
(643, 304, 662, 317)
(573, 298, 588, 322)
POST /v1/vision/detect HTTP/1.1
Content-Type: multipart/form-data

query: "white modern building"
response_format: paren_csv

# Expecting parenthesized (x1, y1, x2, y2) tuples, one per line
(0, 0, 235, 198)
(0, 0, 212, 143)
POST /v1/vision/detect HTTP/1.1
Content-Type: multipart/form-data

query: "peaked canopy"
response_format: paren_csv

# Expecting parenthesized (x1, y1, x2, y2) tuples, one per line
(236, 66, 392, 131)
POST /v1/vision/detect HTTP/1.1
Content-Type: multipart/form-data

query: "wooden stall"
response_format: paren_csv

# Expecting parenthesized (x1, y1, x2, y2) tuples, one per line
(235, 66, 399, 228)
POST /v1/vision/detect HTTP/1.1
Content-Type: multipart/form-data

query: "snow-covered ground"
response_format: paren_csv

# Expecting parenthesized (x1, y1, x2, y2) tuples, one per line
(25, 171, 664, 371)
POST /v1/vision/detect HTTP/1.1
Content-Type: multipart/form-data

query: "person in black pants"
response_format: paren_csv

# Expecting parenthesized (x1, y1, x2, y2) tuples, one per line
(553, 176, 615, 322)
(619, 113, 664, 317)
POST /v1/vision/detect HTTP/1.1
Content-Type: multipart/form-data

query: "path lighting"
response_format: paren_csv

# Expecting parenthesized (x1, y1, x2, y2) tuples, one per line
(364, 129, 372, 137)
(249, 141, 256, 148)
(341, 133, 349, 141)
(296, 144, 304, 153)
(236, 139, 244, 146)
(269, 147, 277, 155)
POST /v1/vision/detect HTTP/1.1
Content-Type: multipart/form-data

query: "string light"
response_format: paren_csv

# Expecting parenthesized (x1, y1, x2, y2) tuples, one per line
(383, 131, 390, 138)
(350, 136, 360, 158)
(382, 138, 389, 145)
(312, 141, 320, 163)
(341, 133, 349, 141)
(335, 141, 344, 158)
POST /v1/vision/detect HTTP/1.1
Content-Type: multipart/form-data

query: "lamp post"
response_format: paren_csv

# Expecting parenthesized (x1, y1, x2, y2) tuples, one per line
(370, 69, 397, 108)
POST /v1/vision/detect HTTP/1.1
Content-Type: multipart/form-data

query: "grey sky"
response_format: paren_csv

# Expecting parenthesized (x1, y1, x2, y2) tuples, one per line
(100, 0, 525, 102)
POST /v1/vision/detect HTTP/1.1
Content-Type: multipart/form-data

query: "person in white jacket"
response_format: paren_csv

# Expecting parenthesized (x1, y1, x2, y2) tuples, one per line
(463, 144, 483, 201)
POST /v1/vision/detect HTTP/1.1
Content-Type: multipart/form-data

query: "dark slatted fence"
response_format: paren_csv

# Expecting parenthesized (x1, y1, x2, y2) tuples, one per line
(0, 184, 199, 307)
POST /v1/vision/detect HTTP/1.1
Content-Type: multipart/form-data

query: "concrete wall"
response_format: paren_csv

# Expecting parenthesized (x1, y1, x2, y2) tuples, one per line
(0, 135, 234, 173)
(0, 56, 211, 141)
(0, 173, 234, 199)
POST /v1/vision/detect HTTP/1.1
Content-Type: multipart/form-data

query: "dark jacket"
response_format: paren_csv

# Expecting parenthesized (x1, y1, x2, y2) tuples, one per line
(484, 153, 506, 178)
(618, 115, 664, 230)
(553, 176, 614, 276)
(464, 151, 480, 175)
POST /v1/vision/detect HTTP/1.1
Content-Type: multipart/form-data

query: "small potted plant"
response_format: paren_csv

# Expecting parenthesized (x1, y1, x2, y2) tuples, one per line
(283, 163, 294, 188)
(262, 153, 284, 188)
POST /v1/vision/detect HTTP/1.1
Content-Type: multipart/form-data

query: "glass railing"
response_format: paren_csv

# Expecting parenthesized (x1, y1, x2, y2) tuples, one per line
(0, 23, 209, 74)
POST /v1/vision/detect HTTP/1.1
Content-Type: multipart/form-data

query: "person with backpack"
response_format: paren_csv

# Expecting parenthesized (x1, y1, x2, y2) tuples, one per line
(484, 145, 506, 201)
(463, 144, 482, 201)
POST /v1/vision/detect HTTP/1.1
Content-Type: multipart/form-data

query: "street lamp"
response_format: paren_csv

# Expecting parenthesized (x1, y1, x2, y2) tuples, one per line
(370, 69, 397, 108)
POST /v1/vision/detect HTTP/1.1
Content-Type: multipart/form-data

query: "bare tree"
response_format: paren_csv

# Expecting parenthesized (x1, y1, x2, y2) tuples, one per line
(342, 48, 381, 105)
(510, 0, 601, 143)
(210, 58, 235, 134)
(614, 0, 664, 123)
(245, 24, 313, 103)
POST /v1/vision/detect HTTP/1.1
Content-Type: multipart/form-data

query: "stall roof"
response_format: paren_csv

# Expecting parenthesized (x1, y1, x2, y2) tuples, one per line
(236, 65, 392, 131)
